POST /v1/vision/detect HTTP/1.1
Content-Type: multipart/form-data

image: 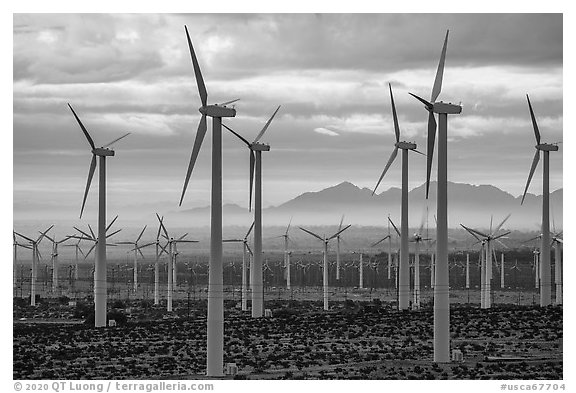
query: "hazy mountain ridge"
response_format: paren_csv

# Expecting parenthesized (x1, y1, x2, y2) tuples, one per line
(165, 181, 562, 230)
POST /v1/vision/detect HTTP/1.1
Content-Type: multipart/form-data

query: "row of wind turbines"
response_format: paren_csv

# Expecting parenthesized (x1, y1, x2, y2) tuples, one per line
(18, 26, 561, 376)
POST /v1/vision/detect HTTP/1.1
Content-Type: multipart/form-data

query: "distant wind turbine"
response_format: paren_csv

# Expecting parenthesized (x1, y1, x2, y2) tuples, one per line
(299, 224, 351, 310)
(372, 83, 425, 311)
(461, 214, 511, 308)
(68, 103, 130, 327)
(116, 225, 148, 293)
(222, 104, 281, 318)
(43, 233, 72, 294)
(223, 222, 254, 311)
(14, 226, 53, 306)
(520, 95, 560, 307)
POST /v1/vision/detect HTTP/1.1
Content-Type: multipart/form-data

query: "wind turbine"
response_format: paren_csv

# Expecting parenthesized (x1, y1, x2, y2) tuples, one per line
(222, 104, 281, 318)
(223, 222, 254, 311)
(116, 225, 147, 293)
(372, 83, 424, 311)
(43, 233, 72, 294)
(371, 229, 391, 283)
(409, 30, 462, 362)
(178, 26, 240, 377)
(335, 215, 347, 283)
(157, 218, 198, 312)
(520, 95, 560, 307)
(299, 224, 351, 310)
(63, 238, 85, 282)
(388, 216, 402, 293)
(68, 103, 130, 327)
(410, 212, 433, 309)
(461, 214, 511, 309)
(14, 225, 53, 306)
(134, 214, 170, 305)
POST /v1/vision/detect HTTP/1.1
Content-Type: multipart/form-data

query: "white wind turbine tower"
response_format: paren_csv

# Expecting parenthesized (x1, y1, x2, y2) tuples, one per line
(275, 218, 293, 289)
(116, 225, 147, 293)
(370, 230, 391, 283)
(335, 215, 346, 282)
(520, 95, 560, 307)
(179, 26, 240, 377)
(352, 251, 366, 289)
(223, 222, 254, 311)
(44, 233, 72, 294)
(461, 214, 511, 309)
(14, 226, 53, 306)
(372, 83, 425, 311)
(500, 253, 505, 289)
(222, 105, 281, 318)
(533, 249, 541, 290)
(409, 29, 462, 362)
(465, 253, 470, 290)
(68, 103, 130, 328)
(300, 224, 351, 310)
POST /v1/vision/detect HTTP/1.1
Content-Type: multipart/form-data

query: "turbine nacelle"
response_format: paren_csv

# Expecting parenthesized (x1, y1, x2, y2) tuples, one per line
(433, 101, 463, 114)
(92, 148, 115, 157)
(396, 141, 417, 150)
(199, 105, 237, 118)
(536, 143, 559, 152)
(250, 142, 271, 152)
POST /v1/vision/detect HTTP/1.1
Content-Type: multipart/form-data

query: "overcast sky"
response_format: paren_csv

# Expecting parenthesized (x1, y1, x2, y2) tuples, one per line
(13, 13, 563, 225)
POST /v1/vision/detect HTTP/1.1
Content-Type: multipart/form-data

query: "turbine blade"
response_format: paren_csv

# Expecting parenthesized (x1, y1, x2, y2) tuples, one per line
(494, 213, 512, 234)
(329, 224, 351, 240)
(246, 221, 255, 239)
(388, 217, 401, 237)
(245, 243, 253, 256)
(68, 103, 95, 150)
(253, 105, 281, 143)
(220, 98, 240, 106)
(178, 233, 188, 241)
(73, 226, 93, 240)
(80, 154, 97, 219)
(14, 232, 34, 243)
(106, 215, 119, 233)
(299, 227, 324, 242)
(371, 235, 390, 247)
(88, 224, 96, 240)
(156, 213, 169, 240)
(85, 244, 96, 259)
(37, 225, 54, 243)
(184, 25, 207, 107)
(408, 93, 433, 109)
(155, 214, 163, 240)
(136, 225, 147, 243)
(286, 217, 292, 236)
(521, 150, 540, 205)
(490, 215, 493, 234)
(372, 147, 399, 195)
(493, 231, 511, 241)
(338, 215, 345, 231)
(179, 114, 207, 206)
(102, 132, 131, 149)
(106, 229, 122, 239)
(460, 224, 481, 241)
(389, 83, 400, 143)
(431, 30, 449, 103)
(526, 94, 541, 144)
(222, 123, 251, 147)
(249, 150, 255, 211)
(411, 148, 426, 156)
(425, 111, 437, 199)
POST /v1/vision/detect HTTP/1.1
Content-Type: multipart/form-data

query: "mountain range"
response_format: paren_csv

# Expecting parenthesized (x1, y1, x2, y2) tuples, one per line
(168, 181, 562, 230)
